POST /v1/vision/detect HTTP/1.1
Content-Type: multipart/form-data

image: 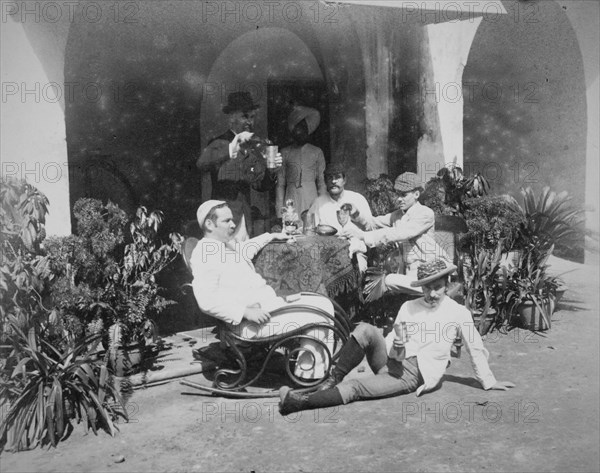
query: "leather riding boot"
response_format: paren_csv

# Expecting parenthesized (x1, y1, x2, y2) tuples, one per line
(279, 386, 310, 416)
(316, 335, 364, 391)
(279, 386, 344, 415)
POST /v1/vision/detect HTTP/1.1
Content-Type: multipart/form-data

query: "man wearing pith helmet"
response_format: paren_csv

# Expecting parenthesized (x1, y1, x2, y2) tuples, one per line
(278, 259, 515, 416)
(342, 171, 450, 294)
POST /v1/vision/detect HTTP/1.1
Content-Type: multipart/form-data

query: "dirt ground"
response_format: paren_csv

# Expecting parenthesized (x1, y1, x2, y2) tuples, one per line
(2, 256, 599, 473)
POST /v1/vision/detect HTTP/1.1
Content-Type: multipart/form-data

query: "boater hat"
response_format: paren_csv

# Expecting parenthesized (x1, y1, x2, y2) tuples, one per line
(196, 200, 226, 227)
(410, 260, 457, 287)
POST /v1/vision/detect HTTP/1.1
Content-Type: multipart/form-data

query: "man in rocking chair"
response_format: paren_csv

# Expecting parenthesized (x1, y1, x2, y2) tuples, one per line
(189, 200, 335, 380)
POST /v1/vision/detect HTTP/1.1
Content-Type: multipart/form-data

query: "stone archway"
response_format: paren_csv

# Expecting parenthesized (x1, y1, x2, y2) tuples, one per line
(463, 0, 587, 259)
(199, 27, 328, 230)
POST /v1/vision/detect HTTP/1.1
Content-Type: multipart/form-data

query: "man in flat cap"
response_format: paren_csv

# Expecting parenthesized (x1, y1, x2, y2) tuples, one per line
(276, 105, 326, 218)
(189, 200, 334, 380)
(278, 259, 514, 415)
(342, 171, 450, 293)
(196, 92, 281, 241)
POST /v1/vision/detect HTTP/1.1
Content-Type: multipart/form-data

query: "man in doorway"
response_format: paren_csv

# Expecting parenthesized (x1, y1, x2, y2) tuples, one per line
(196, 92, 281, 240)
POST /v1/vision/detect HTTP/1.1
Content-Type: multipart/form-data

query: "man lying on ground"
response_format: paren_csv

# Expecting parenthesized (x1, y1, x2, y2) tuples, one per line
(279, 259, 514, 415)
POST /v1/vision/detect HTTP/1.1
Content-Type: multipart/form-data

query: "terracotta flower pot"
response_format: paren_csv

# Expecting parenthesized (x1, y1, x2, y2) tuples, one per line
(108, 343, 144, 377)
(471, 308, 497, 335)
(554, 284, 567, 304)
(514, 299, 552, 331)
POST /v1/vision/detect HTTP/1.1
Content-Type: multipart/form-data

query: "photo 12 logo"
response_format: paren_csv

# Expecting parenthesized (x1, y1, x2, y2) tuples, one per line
(2, 1, 139, 24)
(401, 400, 540, 424)
(201, 401, 340, 424)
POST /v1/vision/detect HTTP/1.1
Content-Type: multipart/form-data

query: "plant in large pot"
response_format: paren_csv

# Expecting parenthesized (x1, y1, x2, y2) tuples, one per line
(104, 206, 183, 376)
(463, 242, 504, 335)
(460, 194, 526, 260)
(517, 186, 584, 262)
(503, 247, 556, 332)
(43, 199, 182, 376)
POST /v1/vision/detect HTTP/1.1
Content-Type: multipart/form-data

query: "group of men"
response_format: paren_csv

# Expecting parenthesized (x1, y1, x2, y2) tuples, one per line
(192, 92, 513, 415)
(196, 91, 449, 293)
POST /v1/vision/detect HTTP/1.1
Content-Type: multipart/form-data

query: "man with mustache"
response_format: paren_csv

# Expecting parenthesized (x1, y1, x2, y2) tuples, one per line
(189, 200, 334, 380)
(197, 92, 281, 240)
(306, 162, 375, 272)
(278, 259, 515, 415)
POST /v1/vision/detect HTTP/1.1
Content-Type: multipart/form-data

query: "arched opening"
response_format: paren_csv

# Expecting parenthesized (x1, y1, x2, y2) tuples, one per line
(463, 0, 587, 260)
(200, 27, 329, 231)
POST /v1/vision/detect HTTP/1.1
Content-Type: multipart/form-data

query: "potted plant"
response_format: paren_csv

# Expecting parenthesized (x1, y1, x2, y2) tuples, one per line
(0, 179, 127, 451)
(517, 186, 584, 261)
(503, 246, 556, 331)
(43, 199, 182, 376)
(463, 242, 504, 335)
(104, 205, 182, 376)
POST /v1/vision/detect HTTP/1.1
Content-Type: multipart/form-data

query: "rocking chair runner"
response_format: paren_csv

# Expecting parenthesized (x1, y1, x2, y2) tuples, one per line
(180, 237, 352, 397)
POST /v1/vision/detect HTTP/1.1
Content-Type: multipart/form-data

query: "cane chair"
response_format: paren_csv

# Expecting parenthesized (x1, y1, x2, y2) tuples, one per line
(180, 237, 351, 397)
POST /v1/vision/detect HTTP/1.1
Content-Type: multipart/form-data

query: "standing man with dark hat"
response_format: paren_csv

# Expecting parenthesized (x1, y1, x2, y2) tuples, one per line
(196, 92, 281, 240)
(278, 259, 515, 416)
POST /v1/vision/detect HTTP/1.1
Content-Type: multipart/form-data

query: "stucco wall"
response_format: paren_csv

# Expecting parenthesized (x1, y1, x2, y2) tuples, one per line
(464, 0, 587, 260)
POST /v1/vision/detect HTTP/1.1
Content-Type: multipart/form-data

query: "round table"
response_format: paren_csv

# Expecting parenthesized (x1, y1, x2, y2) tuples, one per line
(254, 235, 359, 298)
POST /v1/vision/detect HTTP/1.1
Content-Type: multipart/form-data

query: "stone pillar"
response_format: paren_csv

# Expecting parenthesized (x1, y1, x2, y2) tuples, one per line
(422, 18, 483, 172)
(348, 9, 393, 179)
(1, 19, 71, 235)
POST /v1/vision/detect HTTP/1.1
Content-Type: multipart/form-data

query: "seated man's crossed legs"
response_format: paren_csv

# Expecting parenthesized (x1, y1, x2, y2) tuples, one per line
(228, 294, 335, 380)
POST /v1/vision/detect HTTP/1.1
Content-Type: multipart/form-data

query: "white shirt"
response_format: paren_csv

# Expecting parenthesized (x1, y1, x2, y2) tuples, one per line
(307, 190, 374, 232)
(385, 296, 497, 396)
(190, 235, 284, 325)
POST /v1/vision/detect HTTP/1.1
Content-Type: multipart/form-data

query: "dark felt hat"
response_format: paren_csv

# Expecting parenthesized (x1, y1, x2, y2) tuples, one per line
(324, 162, 346, 177)
(222, 92, 260, 114)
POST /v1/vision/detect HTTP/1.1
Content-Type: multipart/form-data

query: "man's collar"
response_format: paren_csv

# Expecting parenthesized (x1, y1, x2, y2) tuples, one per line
(327, 190, 346, 202)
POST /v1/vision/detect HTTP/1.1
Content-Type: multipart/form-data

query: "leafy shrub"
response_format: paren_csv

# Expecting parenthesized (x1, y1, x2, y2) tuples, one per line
(460, 195, 526, 254)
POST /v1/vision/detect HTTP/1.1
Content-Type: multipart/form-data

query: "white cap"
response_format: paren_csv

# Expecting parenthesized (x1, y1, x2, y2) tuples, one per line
(196, 200, 226, 227)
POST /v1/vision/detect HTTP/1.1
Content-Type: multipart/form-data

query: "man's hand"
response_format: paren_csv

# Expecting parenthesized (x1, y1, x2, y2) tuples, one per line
(341, 226, 365, 240)
(243, 306, 271, 324)
(229, 131, 255, 159)
(270, 232, 292, 242)
(343, 203, 360, 220)
(487, 381, 516, 391)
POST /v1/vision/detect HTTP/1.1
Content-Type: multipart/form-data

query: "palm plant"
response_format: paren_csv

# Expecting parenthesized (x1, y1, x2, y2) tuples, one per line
(518, 186, 583, 259)
(0, 318, 127, 452)
(463, 242, 504, 334)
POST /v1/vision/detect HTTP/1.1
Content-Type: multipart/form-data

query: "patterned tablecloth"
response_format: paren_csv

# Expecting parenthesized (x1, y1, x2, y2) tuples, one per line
(254, 235, 358, 298)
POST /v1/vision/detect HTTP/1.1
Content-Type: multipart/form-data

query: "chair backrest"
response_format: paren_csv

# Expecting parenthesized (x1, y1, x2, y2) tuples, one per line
(433, 215, 467, 267)
(182, 237, 199, 273)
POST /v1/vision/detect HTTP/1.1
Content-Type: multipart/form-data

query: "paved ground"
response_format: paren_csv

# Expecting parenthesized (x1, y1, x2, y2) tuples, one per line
(2, 256, 599, 472)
